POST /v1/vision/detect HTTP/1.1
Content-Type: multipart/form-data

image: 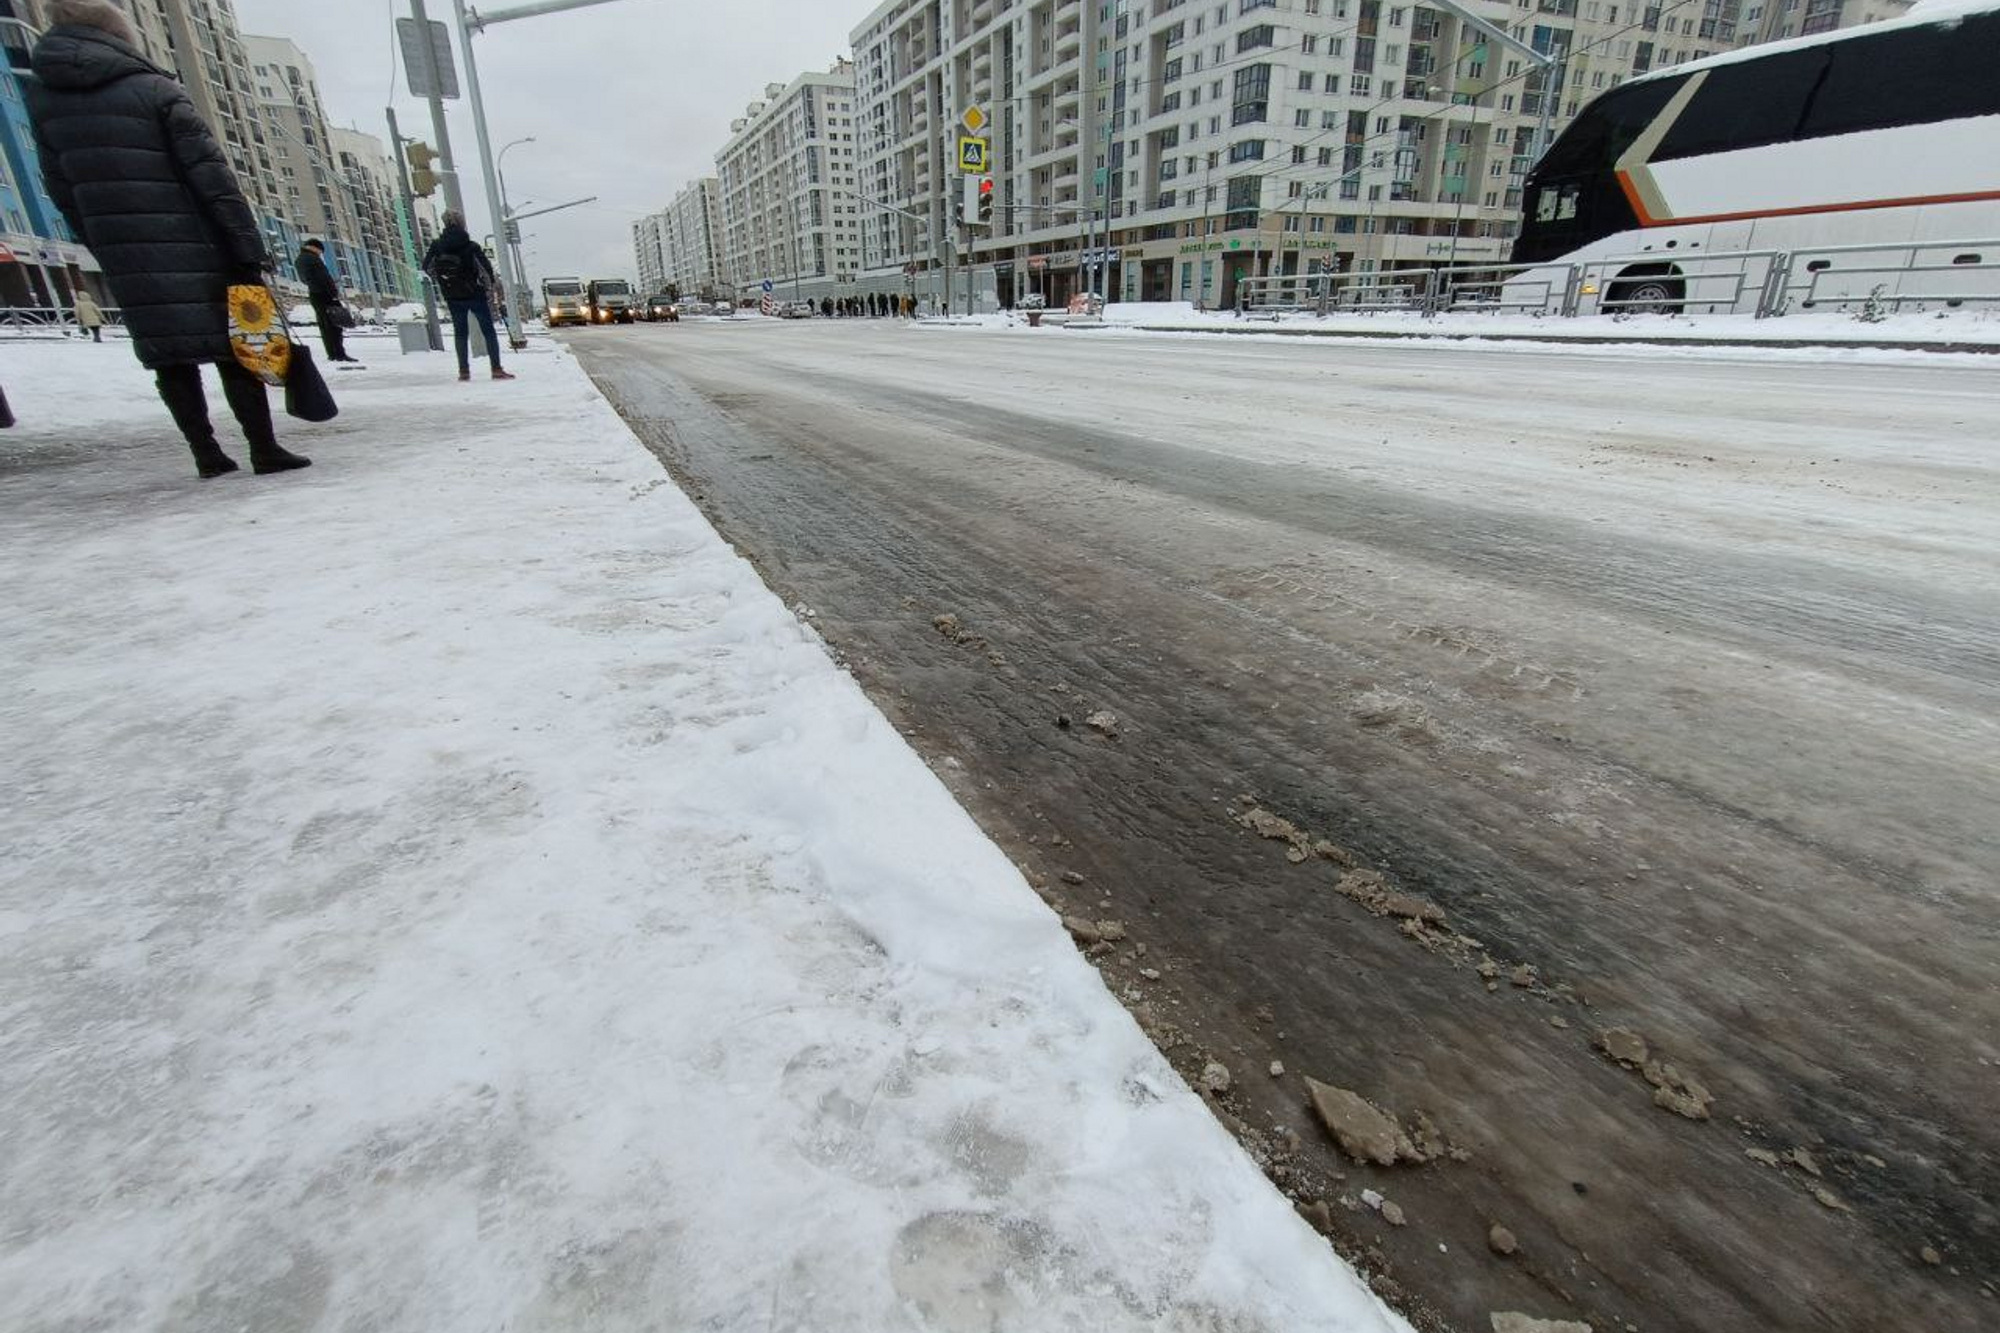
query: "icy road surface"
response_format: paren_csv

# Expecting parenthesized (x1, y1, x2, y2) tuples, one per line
(573, 318, 2000, 1333)
(0, 339, 1411, 1333)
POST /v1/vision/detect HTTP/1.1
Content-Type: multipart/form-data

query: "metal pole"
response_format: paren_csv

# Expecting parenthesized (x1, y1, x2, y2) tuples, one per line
(407, 0, 464, 217)
(449, 0, 525, 348)
(497, 136, 534, 331)
(386, 104, 444, 349)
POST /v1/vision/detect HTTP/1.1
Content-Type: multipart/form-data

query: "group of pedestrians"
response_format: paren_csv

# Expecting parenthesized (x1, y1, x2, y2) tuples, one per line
(15, 0, 513, 481)
(814, 293, 913, 319)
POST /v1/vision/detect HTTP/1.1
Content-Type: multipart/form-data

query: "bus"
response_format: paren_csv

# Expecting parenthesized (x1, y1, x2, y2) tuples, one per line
(586, 279, 635, 324)
(1511, 0, 2000, 312)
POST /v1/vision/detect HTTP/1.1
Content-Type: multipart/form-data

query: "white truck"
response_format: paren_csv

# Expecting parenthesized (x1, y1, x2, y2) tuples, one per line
(542, 276, 587, 327)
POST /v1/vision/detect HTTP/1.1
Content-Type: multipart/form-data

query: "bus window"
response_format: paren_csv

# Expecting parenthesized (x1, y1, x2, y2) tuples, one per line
(1802, 11, 2000, 137)
(1532, 75, 1687, 179)
(1654, 49, 1829, 160)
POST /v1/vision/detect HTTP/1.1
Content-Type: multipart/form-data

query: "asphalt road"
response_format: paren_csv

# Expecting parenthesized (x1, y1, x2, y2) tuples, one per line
(569, 319, 2000, 1333)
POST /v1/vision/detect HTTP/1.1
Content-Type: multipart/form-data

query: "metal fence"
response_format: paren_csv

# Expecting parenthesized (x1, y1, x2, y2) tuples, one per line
(1234, 237, 2000, 321)
(0, 306, 125, 337)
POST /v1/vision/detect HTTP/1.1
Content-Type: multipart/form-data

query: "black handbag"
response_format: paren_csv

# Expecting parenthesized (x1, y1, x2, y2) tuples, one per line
(283, 341, 339, 422)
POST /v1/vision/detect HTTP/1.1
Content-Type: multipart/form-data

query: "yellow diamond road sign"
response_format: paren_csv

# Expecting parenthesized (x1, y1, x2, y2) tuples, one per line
(958, 136, 989, 172)
(962, 106, 987, 134)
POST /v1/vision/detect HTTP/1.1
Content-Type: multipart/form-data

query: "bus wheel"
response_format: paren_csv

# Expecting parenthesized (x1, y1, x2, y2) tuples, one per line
(1608, 272, 1684, 315)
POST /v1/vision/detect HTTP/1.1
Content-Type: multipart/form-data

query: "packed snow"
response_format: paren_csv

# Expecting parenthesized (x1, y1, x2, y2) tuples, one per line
(0, 334, 1413, 1332)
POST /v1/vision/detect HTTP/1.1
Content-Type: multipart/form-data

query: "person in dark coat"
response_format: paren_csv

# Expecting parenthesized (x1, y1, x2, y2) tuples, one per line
(24, 0, 309, 479)
(296, 238, 356, 363)
(421, 210, 514, 382)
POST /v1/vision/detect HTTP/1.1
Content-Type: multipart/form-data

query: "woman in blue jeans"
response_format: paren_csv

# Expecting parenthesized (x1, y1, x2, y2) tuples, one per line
(421, 209, 515, 382)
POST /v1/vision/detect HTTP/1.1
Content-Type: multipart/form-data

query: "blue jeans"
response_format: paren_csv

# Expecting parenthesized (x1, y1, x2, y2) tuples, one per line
(446, 297, 502, 373)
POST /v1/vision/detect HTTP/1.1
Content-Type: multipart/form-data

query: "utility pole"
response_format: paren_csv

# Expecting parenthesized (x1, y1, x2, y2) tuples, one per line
(446, 0, 631, 348)
(385, 104, 443, 349)
(407, 0, 464, 217)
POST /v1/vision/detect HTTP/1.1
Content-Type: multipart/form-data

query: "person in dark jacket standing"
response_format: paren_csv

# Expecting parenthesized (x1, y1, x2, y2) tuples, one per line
(296, 238, 357, 364)
(24, 0, 309, 479)
(422, 210, 514, 382)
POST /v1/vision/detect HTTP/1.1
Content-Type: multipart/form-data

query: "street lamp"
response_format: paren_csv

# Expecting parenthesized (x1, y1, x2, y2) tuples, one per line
(497, 135, 535, 330)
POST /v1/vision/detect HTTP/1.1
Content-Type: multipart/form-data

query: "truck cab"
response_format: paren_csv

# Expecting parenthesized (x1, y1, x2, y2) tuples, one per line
(542, 277, 587, 327)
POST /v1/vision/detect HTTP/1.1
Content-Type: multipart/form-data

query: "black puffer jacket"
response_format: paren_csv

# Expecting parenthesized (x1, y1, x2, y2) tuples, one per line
(26, 24, 267, 369)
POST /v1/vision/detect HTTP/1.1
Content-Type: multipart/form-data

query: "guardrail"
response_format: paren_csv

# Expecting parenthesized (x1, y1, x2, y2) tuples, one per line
(0, 306, 126, 337)
(1233, 237, 2000, 321)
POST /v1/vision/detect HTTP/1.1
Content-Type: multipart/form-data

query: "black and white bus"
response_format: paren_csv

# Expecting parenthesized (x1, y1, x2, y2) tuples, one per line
(1511, 0, 2000, 311)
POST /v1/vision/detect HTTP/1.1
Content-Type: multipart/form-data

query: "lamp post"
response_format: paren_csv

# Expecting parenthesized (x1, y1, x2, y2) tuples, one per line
(445, 0, 631, 349)
(496, 135, 535, 329)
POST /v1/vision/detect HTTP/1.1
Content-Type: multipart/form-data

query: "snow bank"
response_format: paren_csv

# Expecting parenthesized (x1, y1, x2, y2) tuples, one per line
(0, 340, 1410, 1332)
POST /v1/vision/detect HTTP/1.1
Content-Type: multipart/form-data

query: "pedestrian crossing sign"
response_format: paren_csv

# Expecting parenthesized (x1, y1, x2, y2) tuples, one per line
(958, 136, 989, 173)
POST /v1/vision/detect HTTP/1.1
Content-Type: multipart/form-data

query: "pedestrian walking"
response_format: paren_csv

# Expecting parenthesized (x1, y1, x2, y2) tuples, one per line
(25, 0, 309, 479)
(820, 297, 833, 319)
(72, 287, 104, 342)
(422, 210, 515, 382)
(295, 238, 358, 363)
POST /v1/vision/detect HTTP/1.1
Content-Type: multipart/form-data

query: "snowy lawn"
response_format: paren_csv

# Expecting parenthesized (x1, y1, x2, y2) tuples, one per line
(0, 339, 1410, 1331)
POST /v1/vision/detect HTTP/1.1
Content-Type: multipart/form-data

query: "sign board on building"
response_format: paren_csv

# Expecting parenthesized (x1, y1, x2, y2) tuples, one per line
(957, 137, 989, 173)
(396, 18, 460, 100)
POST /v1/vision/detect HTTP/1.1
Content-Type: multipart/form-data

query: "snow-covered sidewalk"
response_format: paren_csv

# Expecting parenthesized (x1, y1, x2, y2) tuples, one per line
(0, 338, 1409, 1332)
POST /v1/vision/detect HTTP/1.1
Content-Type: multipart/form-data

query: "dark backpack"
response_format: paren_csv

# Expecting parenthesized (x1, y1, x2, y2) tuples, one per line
(430, 250, 482, 301)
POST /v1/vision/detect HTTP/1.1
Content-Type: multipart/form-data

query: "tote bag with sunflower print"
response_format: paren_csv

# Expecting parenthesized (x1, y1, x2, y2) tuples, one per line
(227, 285, 292, 386)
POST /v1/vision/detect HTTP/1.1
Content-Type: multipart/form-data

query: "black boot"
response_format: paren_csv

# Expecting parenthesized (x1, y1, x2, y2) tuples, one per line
(216, 359, 311, 475)
(156, 365, 240, 479)
(250, 445, 313, 475)
(194, 449, 241, 479)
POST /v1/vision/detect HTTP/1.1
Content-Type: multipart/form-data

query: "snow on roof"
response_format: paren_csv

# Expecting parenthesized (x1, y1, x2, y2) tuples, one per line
(1627, 0, 1996, 82)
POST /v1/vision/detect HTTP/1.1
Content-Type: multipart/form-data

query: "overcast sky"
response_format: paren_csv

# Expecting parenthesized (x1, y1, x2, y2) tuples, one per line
(233, 0, 859, 284)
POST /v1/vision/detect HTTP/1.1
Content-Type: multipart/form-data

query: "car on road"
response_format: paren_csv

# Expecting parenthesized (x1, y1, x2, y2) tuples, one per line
(711, 301, 735, 317)
(643, 294, 678, 322)
(779, 300, 816, 319)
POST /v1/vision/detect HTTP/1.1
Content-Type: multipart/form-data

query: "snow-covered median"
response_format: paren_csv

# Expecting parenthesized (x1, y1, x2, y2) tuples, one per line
(0, 339, 1409, 1332)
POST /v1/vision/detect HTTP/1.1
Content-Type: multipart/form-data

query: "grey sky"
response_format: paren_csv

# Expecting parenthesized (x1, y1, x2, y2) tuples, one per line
(232, 0, 860, 285)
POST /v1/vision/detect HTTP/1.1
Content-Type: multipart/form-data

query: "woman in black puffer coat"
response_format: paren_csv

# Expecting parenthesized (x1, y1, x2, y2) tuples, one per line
(26, 0, 308, 479)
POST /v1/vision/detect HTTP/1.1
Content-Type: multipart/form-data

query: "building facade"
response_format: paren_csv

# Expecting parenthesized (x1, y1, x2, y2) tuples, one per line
(714, 60, 864, 303)
(845, 0, 1922, 310)
(632, 211, 667, 293)
(663, 177, 727, 297)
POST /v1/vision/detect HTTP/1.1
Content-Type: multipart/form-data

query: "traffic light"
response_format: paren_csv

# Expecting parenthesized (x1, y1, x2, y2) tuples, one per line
(977, 176, 994, 226)
(405, 141, 438, 197)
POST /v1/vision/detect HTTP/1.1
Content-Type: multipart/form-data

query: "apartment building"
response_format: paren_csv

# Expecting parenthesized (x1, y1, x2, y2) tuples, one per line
(847, 0, 1920, 310)
(714, 60, 865, 302)
(632, 211, 667, 292)
(663, 177, 728, 297)
(332, 127, 425, 302)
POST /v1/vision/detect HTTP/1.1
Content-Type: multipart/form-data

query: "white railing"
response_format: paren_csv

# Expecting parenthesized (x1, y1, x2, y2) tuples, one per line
(1230, 237, 2000, 321)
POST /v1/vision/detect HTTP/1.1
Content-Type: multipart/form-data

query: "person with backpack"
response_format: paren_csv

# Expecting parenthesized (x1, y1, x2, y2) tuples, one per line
(421, 210, 514, 382)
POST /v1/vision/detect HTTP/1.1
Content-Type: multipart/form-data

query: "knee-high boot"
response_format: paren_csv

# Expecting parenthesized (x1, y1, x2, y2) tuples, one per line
(215, 360, 310, 474)
(155, 365, 238, 478)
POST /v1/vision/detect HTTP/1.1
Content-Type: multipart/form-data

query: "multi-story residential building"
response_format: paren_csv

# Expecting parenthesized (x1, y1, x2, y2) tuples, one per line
(332, 127, 425, 303)
(147, 0, 287, 242)
(1736, 0, 1910, 43)
(848, 0, 1921, 310)
(663, 177, 728, 297)
(714, 60, 865, 303)
(632, 211, 668, 293)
